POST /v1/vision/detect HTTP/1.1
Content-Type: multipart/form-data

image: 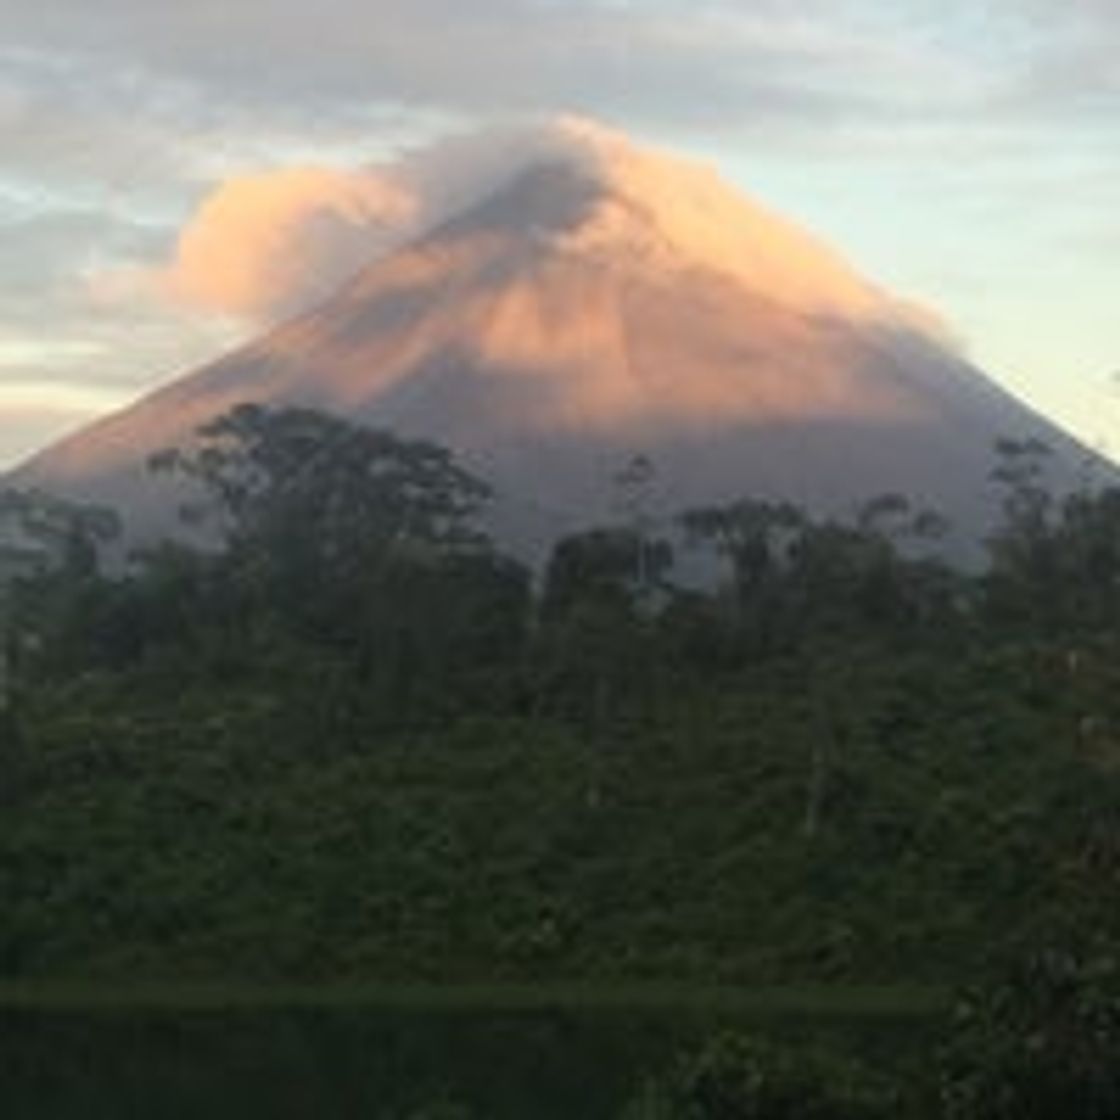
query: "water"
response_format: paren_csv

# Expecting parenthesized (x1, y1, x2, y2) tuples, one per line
(0, 989, 942, 1118)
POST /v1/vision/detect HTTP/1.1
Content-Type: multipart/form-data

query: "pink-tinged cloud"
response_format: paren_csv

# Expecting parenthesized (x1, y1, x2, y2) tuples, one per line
(165, 166, 417, 320)
(155, 122, 614, 324)
(150, 116, 953, 358)
(158, 120, 851, 323)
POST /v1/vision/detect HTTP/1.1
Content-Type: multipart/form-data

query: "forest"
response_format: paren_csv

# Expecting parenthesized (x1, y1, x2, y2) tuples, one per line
(3, 403, 1120, 1116)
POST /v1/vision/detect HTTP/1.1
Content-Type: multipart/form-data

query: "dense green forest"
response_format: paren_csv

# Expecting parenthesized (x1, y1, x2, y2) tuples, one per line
(3, 403, 1120, 1115)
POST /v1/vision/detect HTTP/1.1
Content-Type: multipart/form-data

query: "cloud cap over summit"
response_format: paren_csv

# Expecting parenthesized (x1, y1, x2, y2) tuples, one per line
(153, 118, 926, 328)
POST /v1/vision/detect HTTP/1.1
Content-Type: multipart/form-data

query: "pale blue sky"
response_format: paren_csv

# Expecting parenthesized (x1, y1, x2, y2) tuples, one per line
(1, 0, 1116, 466)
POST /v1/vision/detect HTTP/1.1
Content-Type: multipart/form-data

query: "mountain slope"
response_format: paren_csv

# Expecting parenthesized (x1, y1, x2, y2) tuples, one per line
(12, 128, 1089, 551)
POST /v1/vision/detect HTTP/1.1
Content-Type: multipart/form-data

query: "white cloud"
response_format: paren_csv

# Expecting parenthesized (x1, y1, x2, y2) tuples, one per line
(164, 166, 416, 319)
(144, 118, 640, 322)
(0, 2, 1002, 133)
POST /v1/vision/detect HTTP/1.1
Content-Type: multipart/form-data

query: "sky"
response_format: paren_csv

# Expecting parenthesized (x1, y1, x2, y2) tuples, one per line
(1, 0, 1117, 469)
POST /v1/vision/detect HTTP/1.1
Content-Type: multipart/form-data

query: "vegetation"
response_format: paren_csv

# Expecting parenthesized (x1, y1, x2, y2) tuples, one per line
(3, 408, 1120, 1114)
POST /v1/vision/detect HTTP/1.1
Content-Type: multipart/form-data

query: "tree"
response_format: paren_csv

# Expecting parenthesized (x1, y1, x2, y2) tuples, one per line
(941, 948, 1120, 1119)
(534, 526, 673, 801)
(1051, 485, 1120, 627)
(630, 1032, 893, 1119)
(784, 495, 955, 640)
(540, 525, 670, 626)
(612, 453, 664, 610)
(0, 489, 120, 702)
(151, 403, 494, 642)
(679, 498, 803, 653)
(680, 499, 803, 600)
(0, 488, 118, 578)
(984, 438, 1058, 626)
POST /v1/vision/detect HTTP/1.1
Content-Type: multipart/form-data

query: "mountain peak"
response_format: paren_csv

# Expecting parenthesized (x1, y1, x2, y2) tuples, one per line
(153, 115, 914, 330)
(417, 118, 889, 322)
(12, 117, 1087, 555)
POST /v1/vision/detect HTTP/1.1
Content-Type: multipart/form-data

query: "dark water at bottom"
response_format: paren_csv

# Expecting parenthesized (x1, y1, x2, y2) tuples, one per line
(2, 1007, 678, 1118)
(0, 996, 939, 1118)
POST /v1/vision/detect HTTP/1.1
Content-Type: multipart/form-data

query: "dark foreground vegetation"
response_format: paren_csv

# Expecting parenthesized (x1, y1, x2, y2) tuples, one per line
(3, 404, 1120, 1115)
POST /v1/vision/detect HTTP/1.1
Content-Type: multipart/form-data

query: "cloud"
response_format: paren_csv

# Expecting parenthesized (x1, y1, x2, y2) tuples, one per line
(0, 3, 999, 136)
(149, 118, 630, 321)
(164, 166, 416, 319)
(139, 115, 961, 345)
(5, 3, 1113, 192)
(0, 376, 125, 414)
(0, 48, 208, 214)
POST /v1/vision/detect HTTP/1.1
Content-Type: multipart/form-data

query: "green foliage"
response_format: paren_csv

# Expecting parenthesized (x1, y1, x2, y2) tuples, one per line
(627, 1032, 894, 1119)
(149, 404, 494, 647)
(0, 488, 121, 703)
(0, 487, 119, 577)
(542, 526, 671, 621)
(8, 414, 1120, 1113)
(152, 403, 489, 551)
(941, 949, 1120, 1119)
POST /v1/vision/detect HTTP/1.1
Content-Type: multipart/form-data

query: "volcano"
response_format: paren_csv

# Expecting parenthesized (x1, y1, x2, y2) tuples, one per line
(10, 122, 1089, 554)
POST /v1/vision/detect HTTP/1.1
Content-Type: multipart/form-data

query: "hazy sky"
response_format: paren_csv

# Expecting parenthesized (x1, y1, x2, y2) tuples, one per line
(2, 0, 1117, 467)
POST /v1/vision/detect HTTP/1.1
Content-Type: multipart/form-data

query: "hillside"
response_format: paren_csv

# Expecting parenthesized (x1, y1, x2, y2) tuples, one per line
(10, 123, 1089, 554)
